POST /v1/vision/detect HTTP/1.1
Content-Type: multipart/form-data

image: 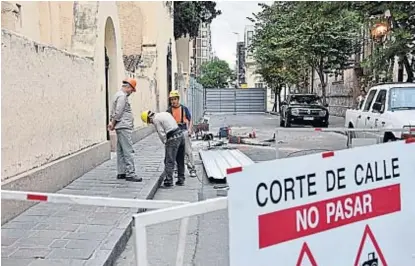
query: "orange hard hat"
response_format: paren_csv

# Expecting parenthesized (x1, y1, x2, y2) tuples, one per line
(123, 78, 137, 92)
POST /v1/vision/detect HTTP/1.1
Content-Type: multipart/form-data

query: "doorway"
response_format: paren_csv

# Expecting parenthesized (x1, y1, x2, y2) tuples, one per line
(105, 47, 110, 141)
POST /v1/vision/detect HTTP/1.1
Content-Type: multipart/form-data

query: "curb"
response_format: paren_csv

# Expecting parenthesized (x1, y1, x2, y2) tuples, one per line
(101, 171, 164, 266)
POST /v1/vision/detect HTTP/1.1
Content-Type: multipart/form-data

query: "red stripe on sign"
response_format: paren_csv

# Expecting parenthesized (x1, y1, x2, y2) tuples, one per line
(405, 137, 415, 144)
(314, 128, 322, 131)
(322, 151, 334, 158)
(27, 194, 48, 201)
(226, 166, 243, 175)
(258, 184, 401, 249)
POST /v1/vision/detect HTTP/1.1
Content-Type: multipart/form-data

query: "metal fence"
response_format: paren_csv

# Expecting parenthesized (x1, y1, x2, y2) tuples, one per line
(186, 77, 205, 124)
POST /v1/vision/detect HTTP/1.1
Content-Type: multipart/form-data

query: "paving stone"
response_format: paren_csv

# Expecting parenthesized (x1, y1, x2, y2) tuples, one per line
(15, 237, 57, 248)
(29, 230, 67, 238)
(2, 222, 38, 230)
(9, 248, 51, 259)
(1, 258, 35, 266)
(1, 236, 20, 247)
(2, 246, 18, 257)
(32, 223, 80, 232)
(50, 239, 70, 248)
(63, 232, 108, 241)
(77, 224, 112, 233)
(47, 248, 94, 260)
(65, 240, 101, 250)
(2, 229, 31, 238)
(28, 258, 86, 266)
(61, 216, 91, 224)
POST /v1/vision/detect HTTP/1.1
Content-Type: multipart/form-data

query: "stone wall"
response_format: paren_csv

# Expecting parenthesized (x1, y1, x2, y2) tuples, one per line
(1, 30, 107, 181)
(312, 68, 360, 117)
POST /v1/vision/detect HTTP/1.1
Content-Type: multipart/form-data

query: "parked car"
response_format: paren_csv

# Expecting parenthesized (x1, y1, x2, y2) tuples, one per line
(280, 94, 330, 127)
(344, 82, 415, 142)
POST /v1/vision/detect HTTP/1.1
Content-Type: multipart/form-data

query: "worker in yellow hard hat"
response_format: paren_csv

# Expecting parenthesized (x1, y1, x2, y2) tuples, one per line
(141, 110, 186, 187)
(167, 90, 197, 178)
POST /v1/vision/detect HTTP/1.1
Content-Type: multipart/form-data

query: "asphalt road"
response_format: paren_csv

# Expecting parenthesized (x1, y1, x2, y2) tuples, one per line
(115, 113, 347, 266)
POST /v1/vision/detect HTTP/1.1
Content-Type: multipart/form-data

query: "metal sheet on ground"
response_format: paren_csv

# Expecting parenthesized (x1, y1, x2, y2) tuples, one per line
(227, 140, 415, 266)
(199, 149, 254, 180)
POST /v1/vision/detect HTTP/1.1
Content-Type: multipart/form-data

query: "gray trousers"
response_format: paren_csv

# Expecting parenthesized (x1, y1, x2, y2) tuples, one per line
(116, 129, 136, 177)
(182, 130, 195, 170)
(162, 133, 185, 184)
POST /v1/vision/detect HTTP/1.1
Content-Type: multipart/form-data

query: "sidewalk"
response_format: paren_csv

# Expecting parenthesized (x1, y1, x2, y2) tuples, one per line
(1, 133, 165, 266)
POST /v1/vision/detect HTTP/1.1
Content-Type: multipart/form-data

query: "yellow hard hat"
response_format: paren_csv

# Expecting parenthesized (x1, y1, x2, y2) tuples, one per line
(169, 90, 180, 98)
(141, 110, 152, 123)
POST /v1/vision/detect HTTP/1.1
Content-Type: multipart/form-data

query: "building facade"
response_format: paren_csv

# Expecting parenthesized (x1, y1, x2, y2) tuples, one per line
(1, 1, 184, 223)
(192, 22, 213, 76)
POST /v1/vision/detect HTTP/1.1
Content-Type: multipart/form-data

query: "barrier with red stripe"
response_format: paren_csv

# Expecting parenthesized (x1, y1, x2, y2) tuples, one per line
(1, 190, 187, 209)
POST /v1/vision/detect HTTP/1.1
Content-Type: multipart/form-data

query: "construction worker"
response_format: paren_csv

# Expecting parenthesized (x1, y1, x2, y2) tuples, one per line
(108, 78, 142, 182)
(167, 90, 197, 177)
(141, 110, 186, 187)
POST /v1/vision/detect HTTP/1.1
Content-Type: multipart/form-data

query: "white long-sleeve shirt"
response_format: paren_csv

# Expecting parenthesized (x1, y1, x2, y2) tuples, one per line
(153, 112, 179, 144)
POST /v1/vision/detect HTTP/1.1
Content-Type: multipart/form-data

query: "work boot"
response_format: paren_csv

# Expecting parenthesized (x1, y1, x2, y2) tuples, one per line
(175, 180, 185, 186)
(163, 181, 174, 188)
(126, 175, 142, 182)
(117, 174, 126, 179)
(189, 169, 197, 178)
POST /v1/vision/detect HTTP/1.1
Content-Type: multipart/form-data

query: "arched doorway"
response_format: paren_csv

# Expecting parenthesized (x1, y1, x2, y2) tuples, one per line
(104, 17, 117, 141)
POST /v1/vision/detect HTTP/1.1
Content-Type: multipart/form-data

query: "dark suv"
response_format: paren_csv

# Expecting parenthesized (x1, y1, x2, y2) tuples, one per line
(280, 94, 330, 127)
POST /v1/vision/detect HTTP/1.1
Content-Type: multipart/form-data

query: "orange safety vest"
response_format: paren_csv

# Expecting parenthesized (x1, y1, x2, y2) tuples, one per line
(167, 105, 188, 125)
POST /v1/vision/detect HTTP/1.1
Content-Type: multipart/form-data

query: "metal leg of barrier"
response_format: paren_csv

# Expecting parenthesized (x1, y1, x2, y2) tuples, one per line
(175, 217, 190, 266)
(134, 216, 148, 266)
(275, 129, 281, 159)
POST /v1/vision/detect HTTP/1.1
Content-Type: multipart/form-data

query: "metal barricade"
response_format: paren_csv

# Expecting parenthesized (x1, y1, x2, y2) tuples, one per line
(274, 127, 415, 159)
(187, 77, 205, 125)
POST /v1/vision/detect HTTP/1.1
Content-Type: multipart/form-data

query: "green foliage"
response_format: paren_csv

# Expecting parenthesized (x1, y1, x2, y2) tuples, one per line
(349, 1, 415, 82)
(173, 1, 221, 40)
(197, 59, 234, 88)
(250, 2, 362, 103)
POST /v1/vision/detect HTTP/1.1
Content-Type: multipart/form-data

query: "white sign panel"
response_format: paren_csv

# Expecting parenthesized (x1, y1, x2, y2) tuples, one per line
(227, 140, 415, 266)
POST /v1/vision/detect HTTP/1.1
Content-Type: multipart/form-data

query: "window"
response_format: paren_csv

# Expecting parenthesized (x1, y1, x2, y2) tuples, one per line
(255, 82, 264, 88)
(202, 49, 208, 57)
(201, 31, 207, 37)
(202, 59, 208, 64)
(363, 90, 377, 112)
(389, 87, 415, 110)
(372, 89, 387, 113)
(202, 40, 207, 47)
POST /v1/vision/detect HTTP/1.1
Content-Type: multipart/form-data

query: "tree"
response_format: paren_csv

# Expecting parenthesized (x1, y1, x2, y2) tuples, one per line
(173, 1, 221, 40)
(197, 59, 234, 88)
(349, 1, 415, 82)
(250, 2, 362, 104)
(250, 2, 314, 111)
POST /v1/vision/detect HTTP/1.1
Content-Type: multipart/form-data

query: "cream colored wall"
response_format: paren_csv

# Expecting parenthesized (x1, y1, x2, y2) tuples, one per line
(1, 1, 74, 51)
(1, 30, 101, 181)
(115, 1, 176, 129)
(245, 63, 261, 87)
(1, 1, 126, 181)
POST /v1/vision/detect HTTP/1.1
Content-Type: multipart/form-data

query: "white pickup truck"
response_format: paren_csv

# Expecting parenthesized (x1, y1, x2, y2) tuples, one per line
(344, 82, 415, 142)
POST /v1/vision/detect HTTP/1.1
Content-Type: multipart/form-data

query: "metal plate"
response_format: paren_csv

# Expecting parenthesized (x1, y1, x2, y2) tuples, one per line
(199, 148, 255, 180)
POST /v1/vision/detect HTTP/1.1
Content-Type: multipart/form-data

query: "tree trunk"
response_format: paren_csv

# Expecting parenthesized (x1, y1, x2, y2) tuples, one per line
(316, 69, 327, 105)
(403, 55, 414, 82)
(276, 87, 282, 113)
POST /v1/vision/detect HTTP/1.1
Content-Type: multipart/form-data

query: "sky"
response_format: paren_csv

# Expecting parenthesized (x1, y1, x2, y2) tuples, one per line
(211, 1, 272, 69)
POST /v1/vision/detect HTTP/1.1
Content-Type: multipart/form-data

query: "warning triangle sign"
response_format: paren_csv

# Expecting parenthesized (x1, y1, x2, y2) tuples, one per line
(296, 242, 317, 266)
(354, 225, 388, 266)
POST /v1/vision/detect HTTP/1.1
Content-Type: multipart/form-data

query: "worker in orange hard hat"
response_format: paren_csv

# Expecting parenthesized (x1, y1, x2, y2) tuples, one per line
(107, 78, 141, 182)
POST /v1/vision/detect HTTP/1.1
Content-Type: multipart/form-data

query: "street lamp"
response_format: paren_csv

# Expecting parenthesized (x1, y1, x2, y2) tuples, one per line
(371, 22, 389, 41)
